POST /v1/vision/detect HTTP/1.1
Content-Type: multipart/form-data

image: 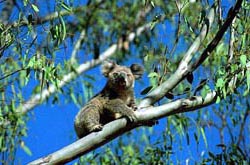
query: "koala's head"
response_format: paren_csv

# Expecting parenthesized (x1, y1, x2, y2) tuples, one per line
(101, 60, 144, 90)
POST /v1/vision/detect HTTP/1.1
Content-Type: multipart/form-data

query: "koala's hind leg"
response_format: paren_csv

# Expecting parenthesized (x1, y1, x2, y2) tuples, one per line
(86, 105, 103, 131)
(75, 104, 103, 138)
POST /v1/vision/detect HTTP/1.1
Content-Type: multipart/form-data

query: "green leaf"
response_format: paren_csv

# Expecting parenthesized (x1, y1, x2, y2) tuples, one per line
(222, 86, 227, 99)
(60, 2, 72, 12)
(141, 86, 153, 95)
(70, 93, 78, 105)
(246, 70, 250, 91)
(186, 72, 194, 84)
(27, 14, 33, 23)
(148, 72, 159, 78)
(150, 21, 157, 30)
(215, 43, 225, 55)
(165, 92, 174, 99)
(186, 133, 190, 145)
(194, 79, 208, 95)
(194, 133, 198, 144)
(216, 78, 224, 88)
(59, 15, 66, 40)
(208, 152, 215, 159)
(201, 85, 210, 98)
(150, 15, 160, 30)
(23, 0, 28, 6)
(11, 100, 15, 110)
(27, 57, 35, 68)
(216, 95, 221, 104)
(150, 1, 155, 8)
(240, 54, 247, 66)
(31, 4, 39, 12)
(200, 127, 207, 148)
(216, 143, 226, 149)
(184, 17, 194, 33)
(21, 141, 32, 156)
(52, 95, 59, 104)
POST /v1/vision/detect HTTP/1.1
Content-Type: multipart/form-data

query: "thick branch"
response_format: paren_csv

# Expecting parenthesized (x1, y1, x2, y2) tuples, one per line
(28, 91, 217, 165)
(16, 23, 151, 114)
(139, 0, 242, 108)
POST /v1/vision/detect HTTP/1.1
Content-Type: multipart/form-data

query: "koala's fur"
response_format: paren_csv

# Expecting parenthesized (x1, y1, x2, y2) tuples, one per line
(74, 60, 144, 138)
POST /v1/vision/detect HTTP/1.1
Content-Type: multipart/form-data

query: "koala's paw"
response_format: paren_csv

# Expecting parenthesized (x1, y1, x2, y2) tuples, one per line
(90, 124, 103, 132)
(126, 111, 137, 122)
(131, 105, 138, 111)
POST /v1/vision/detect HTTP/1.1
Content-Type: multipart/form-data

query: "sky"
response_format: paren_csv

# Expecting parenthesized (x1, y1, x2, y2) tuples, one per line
(2, 0, 247, 164)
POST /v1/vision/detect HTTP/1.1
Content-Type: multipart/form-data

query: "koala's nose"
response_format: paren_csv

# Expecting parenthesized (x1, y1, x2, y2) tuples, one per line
(120, 72, 126, 78)
(114, 72, 125, 80)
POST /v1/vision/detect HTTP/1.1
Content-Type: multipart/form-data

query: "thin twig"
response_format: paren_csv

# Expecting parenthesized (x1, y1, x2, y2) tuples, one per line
(0, 68, 27, 81)
(228, 18, 236, 63)
(236, 102, 250, 146)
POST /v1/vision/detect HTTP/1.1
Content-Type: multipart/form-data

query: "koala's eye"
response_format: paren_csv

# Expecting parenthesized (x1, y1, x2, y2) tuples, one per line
(113, 72, 119, 77)
(127, 73, 132, 77)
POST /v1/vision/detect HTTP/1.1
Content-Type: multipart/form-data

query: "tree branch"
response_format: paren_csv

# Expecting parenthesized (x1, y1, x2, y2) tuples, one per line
(236, 106, 250, 146)
(9, 6, 84, 28)
(28, 91, 217, 165)
(69, 0, 107, 63)
(0, 68, 26, 81)
(5, 1, 104, 32)
(70, 29, 86, 63)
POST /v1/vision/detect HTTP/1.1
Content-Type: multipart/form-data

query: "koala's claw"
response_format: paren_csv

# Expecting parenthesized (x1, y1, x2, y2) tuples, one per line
(126, 112, 137, 122)
(132, 105, 138, 111)
(90, 124, 103, 132)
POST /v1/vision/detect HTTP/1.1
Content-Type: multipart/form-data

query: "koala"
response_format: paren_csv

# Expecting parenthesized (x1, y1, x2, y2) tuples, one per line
(74, 60, 144, 138)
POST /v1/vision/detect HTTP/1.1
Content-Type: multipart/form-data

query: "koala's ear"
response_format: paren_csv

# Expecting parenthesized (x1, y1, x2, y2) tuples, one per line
(101, 60, 116, 77)
(130, 64, 144, 79)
